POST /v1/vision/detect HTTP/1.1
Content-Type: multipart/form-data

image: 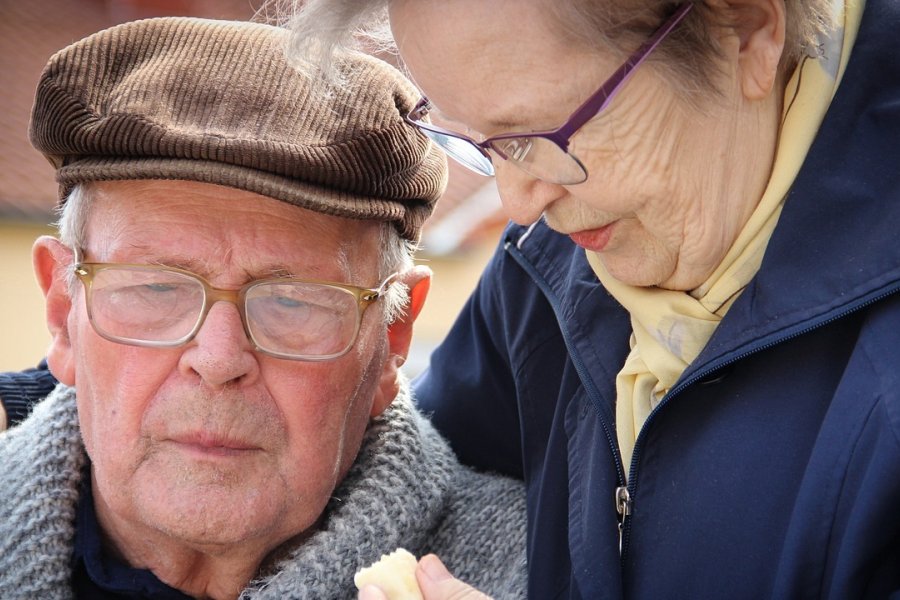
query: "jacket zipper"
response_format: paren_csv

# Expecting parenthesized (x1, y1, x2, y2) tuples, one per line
(615, 486, 632, 555)
(505, 239, 628, 486)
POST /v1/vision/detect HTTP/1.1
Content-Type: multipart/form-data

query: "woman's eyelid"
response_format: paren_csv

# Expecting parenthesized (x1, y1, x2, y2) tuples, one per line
(428, 105, 488, 141)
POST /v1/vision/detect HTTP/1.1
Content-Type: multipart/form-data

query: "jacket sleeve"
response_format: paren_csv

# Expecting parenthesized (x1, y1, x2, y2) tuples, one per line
(0, 359, 59, 427)
(414, 237, 524, 479)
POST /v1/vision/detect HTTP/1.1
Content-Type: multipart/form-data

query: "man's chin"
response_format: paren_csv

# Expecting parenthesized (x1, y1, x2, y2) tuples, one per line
(124, 461, 296, 548)
(137, 486, 288, 549)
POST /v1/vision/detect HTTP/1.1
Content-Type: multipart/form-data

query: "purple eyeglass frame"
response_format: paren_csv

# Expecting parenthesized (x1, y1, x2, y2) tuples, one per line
(406, 2, 694, 174)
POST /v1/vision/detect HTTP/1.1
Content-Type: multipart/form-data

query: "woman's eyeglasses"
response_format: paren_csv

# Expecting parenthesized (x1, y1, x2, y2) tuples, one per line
(405, 3, 693, 185)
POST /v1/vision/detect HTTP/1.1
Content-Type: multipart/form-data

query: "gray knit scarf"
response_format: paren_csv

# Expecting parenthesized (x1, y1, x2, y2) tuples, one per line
(0, 384, 526, 599)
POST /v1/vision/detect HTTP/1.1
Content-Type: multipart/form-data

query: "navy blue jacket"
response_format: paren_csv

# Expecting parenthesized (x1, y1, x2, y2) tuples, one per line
(415, 1, 900, 597)
(0, 360, 56, 425)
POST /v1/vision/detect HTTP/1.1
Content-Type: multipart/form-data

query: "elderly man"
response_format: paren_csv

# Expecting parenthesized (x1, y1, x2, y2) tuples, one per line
(0, 17, 525, 600)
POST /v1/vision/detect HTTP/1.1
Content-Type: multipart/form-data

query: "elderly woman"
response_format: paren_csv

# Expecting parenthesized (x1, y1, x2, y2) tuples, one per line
(3, 0, 899, 597)
(287, 0, 900, 598)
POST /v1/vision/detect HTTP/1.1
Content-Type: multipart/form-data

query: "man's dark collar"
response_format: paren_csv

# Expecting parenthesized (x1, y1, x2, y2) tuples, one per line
(72, 469, 194, 600)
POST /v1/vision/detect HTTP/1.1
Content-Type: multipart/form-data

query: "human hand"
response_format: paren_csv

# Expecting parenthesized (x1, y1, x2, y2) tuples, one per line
(358, 554, 492, 600)
(0, 402, 6, 431)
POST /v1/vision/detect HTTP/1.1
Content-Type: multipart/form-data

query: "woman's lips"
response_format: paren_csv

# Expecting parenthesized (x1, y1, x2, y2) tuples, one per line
(569, 222, 616, 252)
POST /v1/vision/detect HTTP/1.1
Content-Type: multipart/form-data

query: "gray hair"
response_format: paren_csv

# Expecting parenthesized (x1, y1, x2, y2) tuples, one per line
(281, 0, 838, 102)
(57, 183, 415, 325)
(273, 0, 393, 84)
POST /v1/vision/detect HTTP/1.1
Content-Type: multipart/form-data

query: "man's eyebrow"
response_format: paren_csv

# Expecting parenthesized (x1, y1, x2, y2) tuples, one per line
(142, 258, 298, 280)
(123, 244, 332, 280)
(261, 259, 336, 275)
(144, 256, 208, 273)
(264, 267, 295, 278)
(258, 266, 328, 279)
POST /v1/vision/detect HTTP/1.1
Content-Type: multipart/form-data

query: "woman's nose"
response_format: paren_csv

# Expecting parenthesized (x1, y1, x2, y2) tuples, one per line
(493, 159, 567, 225)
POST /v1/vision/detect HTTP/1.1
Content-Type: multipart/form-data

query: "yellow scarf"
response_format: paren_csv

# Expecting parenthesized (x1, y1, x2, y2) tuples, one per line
(586, 0, 862, 476)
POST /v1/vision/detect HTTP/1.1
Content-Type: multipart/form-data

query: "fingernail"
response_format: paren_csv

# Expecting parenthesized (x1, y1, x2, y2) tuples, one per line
(419, 554, 452, 582)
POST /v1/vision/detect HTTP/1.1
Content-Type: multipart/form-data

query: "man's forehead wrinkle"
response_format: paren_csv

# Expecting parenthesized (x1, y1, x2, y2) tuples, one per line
(155, 257, 331, 281)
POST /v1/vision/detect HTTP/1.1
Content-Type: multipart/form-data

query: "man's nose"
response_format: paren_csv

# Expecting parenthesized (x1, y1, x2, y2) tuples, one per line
(178, 301, 260, 388)
(494, 160, 567, 225)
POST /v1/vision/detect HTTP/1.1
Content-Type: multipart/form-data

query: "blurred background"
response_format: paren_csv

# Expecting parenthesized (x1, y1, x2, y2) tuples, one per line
(0, 0, 506, 377)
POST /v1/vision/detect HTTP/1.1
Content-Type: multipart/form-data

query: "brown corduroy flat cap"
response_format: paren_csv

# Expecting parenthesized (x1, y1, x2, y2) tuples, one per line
(29, 17, 447, 241)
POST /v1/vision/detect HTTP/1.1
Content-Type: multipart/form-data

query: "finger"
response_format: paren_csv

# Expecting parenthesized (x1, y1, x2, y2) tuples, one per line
(416, 554, 492, 600)
(359, 584, 389, 600)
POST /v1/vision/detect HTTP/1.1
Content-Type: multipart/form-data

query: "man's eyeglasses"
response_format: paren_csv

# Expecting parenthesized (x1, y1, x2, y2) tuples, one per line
(73, 253, 396, 361)
(405, 3, 693, 185)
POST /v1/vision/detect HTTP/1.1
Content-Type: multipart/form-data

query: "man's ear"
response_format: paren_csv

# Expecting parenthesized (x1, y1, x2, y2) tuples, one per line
(723, 0, 786, 100)
(370, 265, 432, 417)
(33, 236, 76, 386)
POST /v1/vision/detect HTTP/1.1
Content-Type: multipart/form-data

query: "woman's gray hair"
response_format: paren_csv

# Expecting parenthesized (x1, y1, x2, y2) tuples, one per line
(57, 183, 416, 325)
(281, 0, 838, 101)
(268, 0, 393, 85)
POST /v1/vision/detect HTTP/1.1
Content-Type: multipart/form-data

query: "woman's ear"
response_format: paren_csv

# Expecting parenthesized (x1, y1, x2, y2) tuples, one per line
(33, 236, 76, 386)
(370, 265, 432, 417)
(724, 0, 786, 99)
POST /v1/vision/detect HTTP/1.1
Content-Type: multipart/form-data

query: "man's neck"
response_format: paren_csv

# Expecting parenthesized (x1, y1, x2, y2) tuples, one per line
(91, 482, 275, 600)
(115, 546, 261, 600)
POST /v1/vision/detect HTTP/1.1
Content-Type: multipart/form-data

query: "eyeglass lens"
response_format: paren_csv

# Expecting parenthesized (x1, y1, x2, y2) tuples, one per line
(420, 127, 588, 184)
(487, 136, 588, 184)
(418, 128, 495, 176)
(244, 281, 358, 357)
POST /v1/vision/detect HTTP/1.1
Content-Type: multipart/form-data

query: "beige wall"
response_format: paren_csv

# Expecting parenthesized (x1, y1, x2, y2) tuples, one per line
(405, 243, 496, 376)
(0, 221, 55, 371)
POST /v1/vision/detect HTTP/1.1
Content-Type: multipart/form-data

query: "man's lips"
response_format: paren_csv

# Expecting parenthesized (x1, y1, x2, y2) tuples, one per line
(167, 432, 261, 457)
(568, 222, 616, 252)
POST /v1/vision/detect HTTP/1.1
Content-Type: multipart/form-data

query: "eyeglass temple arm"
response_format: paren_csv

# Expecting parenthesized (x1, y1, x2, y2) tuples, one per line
(550, 3, 694, 146)
(361, 272, 400, 304)
(409, 98, 431, 121)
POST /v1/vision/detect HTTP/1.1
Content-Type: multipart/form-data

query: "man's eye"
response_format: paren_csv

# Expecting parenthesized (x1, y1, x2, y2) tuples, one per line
(258, 295, 329, 319)
(144, 283, 179, 293)
(274, 295, 308, 309)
